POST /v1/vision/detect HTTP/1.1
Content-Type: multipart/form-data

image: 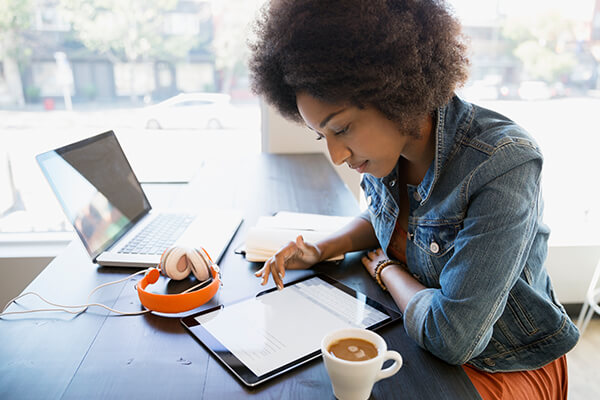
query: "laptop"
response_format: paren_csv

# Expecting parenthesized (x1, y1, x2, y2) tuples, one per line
(36, 130, 243, 268)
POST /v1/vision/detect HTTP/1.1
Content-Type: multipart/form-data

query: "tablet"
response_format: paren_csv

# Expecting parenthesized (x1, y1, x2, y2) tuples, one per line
(180, 274, 402, 387)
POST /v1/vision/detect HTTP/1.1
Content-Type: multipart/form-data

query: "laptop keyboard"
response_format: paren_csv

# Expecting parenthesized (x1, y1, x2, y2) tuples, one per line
(119, 213, 195, 255)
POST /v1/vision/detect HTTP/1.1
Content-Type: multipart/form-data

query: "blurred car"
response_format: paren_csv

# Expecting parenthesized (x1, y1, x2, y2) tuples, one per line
(498, 82, 520, 100)
(142, 93, 236, 130)
(518, 81, 552, 101)
(460, 80, 499, 101)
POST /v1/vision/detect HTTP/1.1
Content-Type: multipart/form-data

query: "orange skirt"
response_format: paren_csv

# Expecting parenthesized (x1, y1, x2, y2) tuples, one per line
(463, 356, 568, 400)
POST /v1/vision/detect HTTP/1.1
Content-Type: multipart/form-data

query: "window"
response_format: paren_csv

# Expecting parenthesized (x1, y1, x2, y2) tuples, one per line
(450, 0, 600, 246)
(2, 0, 599, 253)
(0, 0, 264, 252)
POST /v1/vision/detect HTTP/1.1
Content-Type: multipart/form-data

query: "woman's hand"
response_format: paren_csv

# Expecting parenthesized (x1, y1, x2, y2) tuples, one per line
(255, 235, 322, 290)
(361, 248, 389, 277)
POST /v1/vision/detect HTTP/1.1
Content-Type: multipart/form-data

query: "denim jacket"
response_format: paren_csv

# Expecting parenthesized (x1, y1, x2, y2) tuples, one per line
(360, 95, 579, 372)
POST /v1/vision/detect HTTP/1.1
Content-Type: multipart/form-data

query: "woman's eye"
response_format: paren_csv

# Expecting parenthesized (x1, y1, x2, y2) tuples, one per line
(334, 125, 350, 136)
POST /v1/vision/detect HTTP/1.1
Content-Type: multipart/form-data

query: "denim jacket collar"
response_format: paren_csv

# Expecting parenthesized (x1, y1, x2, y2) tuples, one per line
(416, 96, 475, 205)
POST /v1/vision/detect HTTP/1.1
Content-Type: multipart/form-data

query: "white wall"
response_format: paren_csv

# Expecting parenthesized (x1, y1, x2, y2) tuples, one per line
(545, 245, 600, 304)
(261, 101, 362, 200)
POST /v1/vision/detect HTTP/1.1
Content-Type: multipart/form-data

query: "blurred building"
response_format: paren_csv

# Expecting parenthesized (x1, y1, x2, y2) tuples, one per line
(0, 0, 217, 107)
(459, 0, 599, 99)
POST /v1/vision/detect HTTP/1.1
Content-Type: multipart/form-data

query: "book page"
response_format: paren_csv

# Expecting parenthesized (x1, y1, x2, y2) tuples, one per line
(245, 228, 343, 261)
(258, 211, 355, 231)
(244, 212, 355, 262)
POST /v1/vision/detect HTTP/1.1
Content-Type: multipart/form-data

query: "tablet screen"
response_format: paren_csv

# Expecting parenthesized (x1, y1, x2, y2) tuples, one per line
(181, 274, 401, 386)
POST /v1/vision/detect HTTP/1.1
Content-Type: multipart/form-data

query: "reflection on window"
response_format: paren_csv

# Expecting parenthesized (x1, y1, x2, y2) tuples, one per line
(0, 0, 264, 237)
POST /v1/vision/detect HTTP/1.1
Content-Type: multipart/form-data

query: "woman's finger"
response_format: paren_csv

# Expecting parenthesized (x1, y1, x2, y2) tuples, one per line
(296, 235, 306, 249)
(255, 265, 265, 277)
(362, 254, 382, 276)
(261, 260, 272, 286)
(366, 250, 377, 260)
(272, 251, 287, 289)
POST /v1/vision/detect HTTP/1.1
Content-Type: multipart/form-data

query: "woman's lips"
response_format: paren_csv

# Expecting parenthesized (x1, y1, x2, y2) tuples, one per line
(349, 161, 368, 173)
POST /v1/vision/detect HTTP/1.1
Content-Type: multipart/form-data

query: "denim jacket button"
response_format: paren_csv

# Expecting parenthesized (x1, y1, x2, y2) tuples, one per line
(413, 191, 421, 201)
(429, 241, 440, 254)
(484, 358, 496, 367)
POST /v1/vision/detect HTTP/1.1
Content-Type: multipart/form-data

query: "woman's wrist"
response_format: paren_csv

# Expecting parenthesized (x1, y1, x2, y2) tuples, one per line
(315, 235, 350, 263)
(380, 262, 408, 283)
(313, 241, 326, 263)
(374, 259, 404, 291)
(317, 217, 378, 263)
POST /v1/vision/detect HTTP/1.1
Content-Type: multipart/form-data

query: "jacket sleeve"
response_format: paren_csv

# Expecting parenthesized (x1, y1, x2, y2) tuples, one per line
(403, 141, 544, 365)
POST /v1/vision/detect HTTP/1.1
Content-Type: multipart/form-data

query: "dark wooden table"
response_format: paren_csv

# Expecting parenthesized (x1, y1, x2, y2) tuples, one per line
(0, 154, 480, 399)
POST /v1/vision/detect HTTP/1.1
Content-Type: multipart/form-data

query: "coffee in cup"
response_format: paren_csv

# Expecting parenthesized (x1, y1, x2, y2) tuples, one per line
(327, 337, 378, 361)
(321, 328, 403, 400)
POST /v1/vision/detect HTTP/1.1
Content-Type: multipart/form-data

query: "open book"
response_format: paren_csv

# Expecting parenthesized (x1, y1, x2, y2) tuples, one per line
(244, 211, 355, 262)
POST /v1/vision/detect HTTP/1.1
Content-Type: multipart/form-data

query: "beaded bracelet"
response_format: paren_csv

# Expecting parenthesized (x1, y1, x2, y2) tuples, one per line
(374, 259, 401, 291)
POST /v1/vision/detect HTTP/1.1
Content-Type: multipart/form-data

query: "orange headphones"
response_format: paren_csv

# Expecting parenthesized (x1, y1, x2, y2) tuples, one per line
(137, 246, 221, 313)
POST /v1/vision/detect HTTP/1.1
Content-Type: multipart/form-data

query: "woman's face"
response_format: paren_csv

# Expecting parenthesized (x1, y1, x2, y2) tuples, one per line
(296, 92, 413, 178)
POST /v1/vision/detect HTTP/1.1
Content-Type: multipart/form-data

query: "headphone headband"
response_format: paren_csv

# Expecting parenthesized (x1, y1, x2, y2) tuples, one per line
(137, 265, 220, 313)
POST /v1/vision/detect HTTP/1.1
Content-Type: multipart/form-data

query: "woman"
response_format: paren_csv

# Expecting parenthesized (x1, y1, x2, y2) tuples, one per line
(248, 1, 579, 398)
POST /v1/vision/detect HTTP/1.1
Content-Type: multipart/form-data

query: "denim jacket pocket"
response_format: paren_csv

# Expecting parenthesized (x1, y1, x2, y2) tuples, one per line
(411, 223, 460, 284)
(412, 223, 460, 258)
(505, 284, 540, 336)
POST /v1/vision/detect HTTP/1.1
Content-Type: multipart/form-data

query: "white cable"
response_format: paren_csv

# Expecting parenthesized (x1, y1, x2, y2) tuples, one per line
(0, 268, 152, 318)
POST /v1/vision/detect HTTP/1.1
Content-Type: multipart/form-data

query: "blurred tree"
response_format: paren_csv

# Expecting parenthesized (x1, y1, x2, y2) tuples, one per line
(60, 0, 205, 101)
(211, 0, 263, 93)
(0, 0, 33, 106)
(502, 12, 577, 82)
(513, 41, 576, 83)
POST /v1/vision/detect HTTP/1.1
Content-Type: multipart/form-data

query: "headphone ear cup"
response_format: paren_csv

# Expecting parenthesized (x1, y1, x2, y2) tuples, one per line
(186, 248, 212, 282)
(160, 246, 191, 280)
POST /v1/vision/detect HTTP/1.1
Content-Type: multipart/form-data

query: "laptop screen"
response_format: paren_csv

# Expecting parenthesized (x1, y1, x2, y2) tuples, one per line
(36, 131, 151, 259)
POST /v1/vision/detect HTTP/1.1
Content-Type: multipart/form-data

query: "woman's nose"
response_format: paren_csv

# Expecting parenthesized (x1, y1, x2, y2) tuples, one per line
(326, 137, 351, 166)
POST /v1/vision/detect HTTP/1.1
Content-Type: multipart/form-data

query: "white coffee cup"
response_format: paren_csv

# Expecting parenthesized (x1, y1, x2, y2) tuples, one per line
(321, 328, 403, 400)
